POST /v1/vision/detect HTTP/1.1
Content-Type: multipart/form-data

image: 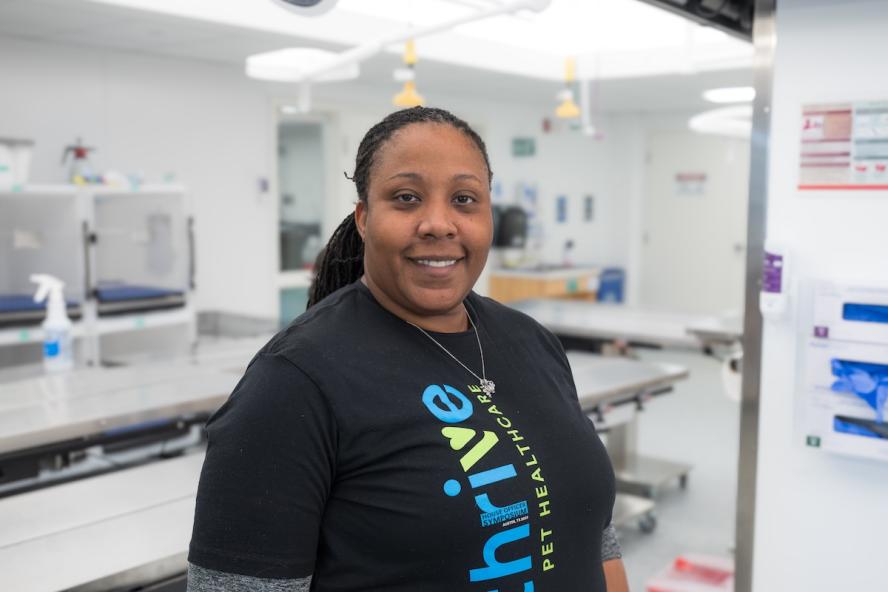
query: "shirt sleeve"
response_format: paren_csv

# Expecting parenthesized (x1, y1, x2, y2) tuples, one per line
(601, 523, 622, 562)
(188, 353, 337, 579)
(187, 563, 312, 591)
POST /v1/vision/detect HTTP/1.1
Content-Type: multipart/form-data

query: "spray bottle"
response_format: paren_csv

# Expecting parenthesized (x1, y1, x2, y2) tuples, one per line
(61, 138, 98, 185)
(31, 274, 74, 373)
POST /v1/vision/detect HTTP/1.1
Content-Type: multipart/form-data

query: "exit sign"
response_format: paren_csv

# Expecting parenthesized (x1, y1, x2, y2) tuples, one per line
(512, 137, 536, 158)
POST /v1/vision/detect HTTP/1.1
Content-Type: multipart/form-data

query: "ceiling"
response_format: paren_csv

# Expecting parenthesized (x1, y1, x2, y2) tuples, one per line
(0, 0, 753, 114)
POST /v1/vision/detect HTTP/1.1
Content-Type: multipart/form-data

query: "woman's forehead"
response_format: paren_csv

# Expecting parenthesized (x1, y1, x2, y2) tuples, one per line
(372, 123, 488, 176)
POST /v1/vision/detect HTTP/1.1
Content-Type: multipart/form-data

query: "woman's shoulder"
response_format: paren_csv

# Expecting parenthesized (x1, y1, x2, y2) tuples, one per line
(261, 281, 367, 358)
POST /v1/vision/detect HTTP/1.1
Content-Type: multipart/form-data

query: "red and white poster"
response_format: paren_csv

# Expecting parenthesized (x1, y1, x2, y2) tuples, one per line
(799, 101, 888, 190)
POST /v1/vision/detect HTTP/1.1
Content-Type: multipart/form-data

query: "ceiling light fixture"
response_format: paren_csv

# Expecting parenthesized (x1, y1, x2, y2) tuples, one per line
(247, 48, 360, 83)
(702, 86, 756, 104)
(555, 57, 580, 119)
(393, 39, 424, 108)
(689, 105, 753, 139)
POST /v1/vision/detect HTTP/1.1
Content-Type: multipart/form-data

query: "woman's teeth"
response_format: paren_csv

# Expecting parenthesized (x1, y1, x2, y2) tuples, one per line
(417, 259, 457, 268)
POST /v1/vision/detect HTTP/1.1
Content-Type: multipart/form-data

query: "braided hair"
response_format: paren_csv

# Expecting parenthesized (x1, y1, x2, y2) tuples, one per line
(306, 106, 493, 309)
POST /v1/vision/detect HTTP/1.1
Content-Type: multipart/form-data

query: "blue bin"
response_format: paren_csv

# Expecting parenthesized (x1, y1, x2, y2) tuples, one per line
(597, 268, 625, 303)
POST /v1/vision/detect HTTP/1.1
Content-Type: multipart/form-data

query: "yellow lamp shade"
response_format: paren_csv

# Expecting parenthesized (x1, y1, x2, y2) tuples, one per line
(394, 80, 424, 107)
(556, 95, 580, 119)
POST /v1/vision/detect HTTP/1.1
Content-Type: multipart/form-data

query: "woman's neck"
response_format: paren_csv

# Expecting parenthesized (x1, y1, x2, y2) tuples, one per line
(360, 276, 470, 333)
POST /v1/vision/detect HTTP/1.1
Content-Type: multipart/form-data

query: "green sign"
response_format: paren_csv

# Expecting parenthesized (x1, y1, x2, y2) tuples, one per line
(511, 137, 536, 158)
(806, 435, 821, 448)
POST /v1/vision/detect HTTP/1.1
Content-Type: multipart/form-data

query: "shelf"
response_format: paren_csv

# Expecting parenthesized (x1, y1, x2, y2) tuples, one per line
(0, 184, 185, 197)
(95, 306, 195, 336)
(0, 323, 87, 347)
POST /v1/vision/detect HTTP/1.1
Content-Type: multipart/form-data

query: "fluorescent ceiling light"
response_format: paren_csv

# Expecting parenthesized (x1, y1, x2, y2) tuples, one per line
(703, 86, 756, 104)
(689, 105, 753, 139)
(247, 48, 359, 82)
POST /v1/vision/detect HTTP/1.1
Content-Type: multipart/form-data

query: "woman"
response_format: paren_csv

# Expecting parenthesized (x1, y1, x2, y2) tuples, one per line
(188, 107, 628, 591)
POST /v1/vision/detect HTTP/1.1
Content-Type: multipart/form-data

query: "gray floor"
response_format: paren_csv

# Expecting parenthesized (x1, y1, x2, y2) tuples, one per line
(611, 348, 740, 591)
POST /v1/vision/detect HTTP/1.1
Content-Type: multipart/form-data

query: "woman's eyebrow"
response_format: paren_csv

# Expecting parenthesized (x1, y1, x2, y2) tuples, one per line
(452, 173, 483, 183)
(384, 172, 482, 183)
(385, 171, 423, 181)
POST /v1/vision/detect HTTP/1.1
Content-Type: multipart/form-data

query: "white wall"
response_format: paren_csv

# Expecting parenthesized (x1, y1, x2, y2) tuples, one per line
(752, 1, 888, 590)
(0, 34, 709, 319)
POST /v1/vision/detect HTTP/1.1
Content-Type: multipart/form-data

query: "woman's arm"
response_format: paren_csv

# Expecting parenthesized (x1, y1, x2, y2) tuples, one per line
(601, 523, 628, 591)
(187, 354, 336, 583)
(603, 558, 629, 592)
(187, 563, 311, 591)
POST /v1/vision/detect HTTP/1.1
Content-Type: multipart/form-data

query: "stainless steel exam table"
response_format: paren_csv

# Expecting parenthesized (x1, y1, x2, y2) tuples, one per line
(0, 360, 244, 591)
(513, 299, 711, 501)
(511, 298, 743, 351)
(0, 451, 205, 592)
(568, 351, 689, 533)
(0, 364, 238, 455)
(0, 339, 264, 591)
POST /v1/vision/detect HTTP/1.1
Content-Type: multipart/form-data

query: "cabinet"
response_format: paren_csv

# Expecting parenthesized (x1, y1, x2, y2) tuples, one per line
(489, 267, 601, 303)
(0, 185, 195, 363)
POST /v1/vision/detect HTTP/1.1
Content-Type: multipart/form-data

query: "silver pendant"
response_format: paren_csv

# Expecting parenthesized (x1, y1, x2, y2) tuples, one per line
(480, 378, 496, 396)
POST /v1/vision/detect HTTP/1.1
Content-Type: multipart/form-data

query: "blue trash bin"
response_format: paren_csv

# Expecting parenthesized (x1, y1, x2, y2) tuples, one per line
(597, 268, 625, 303)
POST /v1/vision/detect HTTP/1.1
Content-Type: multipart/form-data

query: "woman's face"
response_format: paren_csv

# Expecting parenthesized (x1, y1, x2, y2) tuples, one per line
(355, 122, 493, 324)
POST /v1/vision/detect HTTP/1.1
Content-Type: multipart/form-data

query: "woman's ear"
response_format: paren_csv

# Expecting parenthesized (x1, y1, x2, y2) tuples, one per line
(354, 200, 367, 240)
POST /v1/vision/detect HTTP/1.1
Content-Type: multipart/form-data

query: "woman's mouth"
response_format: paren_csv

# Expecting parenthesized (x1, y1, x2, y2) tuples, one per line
(415, 259, 459, 268)
(408, 256, 466, 272)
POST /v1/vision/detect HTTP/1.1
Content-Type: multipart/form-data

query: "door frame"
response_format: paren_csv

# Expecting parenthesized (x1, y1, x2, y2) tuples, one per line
(735, 0, 776, 590)
(270, 100, 340, 312)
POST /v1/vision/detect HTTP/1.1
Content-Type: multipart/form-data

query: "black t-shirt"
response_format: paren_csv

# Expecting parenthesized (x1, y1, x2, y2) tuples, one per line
(189, 281, 616, 592)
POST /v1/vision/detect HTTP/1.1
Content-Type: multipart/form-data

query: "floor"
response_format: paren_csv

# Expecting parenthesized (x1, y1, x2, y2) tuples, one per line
(613, 348, 741, 591)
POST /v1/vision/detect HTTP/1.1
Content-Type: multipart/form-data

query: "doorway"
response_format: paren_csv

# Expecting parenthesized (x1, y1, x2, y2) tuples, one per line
(640, 130, 750, 315)
(276, 118, 328, 324)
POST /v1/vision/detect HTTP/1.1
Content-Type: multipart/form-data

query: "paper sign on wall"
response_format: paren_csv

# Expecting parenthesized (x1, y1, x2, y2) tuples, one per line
(799, 101, 888, 190)
(556, 195, 567, 223)
(674, 172, 707, 197)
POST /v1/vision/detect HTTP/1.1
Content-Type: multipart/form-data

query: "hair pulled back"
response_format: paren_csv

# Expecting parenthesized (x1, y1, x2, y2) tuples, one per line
(306, 106, 492, 309)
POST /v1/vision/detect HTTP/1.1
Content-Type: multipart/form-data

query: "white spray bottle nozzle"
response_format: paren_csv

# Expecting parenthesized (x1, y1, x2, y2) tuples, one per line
(31, 274, 66, 304)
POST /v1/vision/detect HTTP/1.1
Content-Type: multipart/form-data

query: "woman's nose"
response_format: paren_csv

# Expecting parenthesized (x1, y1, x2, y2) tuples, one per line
(417, 199, 457, 239)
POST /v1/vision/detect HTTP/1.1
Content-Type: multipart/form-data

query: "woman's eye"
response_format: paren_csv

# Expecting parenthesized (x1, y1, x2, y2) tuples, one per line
(454, 195, 476, 205)
(395, 194, 420, 203)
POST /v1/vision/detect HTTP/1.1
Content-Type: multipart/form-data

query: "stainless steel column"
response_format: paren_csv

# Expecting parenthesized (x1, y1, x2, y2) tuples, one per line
(735, 0, 777, 590)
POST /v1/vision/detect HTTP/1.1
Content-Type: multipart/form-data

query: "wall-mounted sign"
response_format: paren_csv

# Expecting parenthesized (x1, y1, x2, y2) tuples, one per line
(556, 195, 567, 223)
(799, 101, 888, 190)
(583, 194, 594, 222)
(511, 137, 536, 158)
(674, 172, 707, 197)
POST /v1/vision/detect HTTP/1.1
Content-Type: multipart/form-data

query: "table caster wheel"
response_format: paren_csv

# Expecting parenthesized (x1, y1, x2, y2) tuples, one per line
(639, 513, 657, 534)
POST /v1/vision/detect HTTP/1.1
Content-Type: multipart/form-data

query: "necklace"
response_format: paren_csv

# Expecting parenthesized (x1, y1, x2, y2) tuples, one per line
(406, 303, 496, 397)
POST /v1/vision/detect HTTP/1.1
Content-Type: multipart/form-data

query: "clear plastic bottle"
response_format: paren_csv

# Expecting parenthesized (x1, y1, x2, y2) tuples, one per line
(31, 274, 74, 373)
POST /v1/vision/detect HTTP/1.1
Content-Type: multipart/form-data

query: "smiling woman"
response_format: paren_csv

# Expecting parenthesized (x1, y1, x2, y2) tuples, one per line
(356, 119, 493, 331)
(187, 107, 627, 592)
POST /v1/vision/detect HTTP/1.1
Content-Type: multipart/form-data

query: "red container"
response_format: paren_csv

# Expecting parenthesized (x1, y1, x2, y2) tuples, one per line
(646, 554, 734, 592)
